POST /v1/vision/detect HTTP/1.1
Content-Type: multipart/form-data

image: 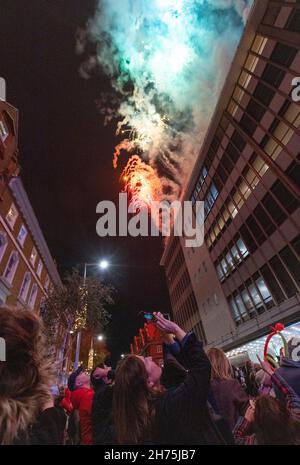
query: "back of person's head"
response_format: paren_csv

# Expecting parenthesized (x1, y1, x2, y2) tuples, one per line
(0, 307, 53, 444)
(254, 395, 300, 444)
(206, 347, 233, 380)
(113, 355, 152, 444)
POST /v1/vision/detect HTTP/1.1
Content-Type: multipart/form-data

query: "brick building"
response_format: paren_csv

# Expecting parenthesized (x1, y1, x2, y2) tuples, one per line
(130, 322, 164, 367)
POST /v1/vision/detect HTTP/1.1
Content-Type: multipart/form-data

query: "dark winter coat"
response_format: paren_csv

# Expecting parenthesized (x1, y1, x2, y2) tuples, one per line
(153, 333, 228, 444)
(275, 358, 300, 399)
(13, 407, 66, 445)
(92, 383, 116, 445)
(209, 378, 249, 430)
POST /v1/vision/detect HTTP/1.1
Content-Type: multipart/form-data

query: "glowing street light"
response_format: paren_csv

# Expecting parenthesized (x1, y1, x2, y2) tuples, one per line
(97, 334, 104, 341)
(99, 259, 109, 270)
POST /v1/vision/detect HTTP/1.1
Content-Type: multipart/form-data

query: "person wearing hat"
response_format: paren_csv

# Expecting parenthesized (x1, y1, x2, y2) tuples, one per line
(68, 365, 94, 445)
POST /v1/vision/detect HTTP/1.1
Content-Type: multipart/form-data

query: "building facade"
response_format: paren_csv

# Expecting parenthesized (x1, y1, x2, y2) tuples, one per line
(0, 99, 67, 368)
(130, 322, 164, 367)
(161, 0, 300, 357)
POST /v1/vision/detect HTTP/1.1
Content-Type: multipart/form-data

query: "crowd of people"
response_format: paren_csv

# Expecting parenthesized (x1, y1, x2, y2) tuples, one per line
(1, 307, 300, 445)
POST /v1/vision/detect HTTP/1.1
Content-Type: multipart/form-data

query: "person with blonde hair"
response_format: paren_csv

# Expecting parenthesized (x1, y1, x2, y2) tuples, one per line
(207, 347, 249, 431)
(0, 307, 66, 444)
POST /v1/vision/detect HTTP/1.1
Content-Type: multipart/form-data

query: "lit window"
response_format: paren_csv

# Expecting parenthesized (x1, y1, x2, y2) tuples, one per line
(204, 183, 219, 216)
(0, 119, 9, 142)
(233, 86, 245, 104)
(283, 102, 300, 128)
(30, 247, 37, 266)
(37, 260, 43, 278)
(251, 155, 269, 177)
(3, 251, 19, 284)
(234, 294, 247, 318)
(227, 100, 238, 117)
(244, 53, 259, 74)
(229, 298, 241, 322)
(248, 283, 263, 308)
(17, 225, 27, 246)
(236, 238, 249, 259)
(256, 277, 273, 304)
(0, 232, 8, 262)
(251, 35, 268, 55)
(6, 204, 18, 229)
(19, 272, 31, 302)
(216, 264, 224, 281)
(28, 283, 38, 309)
(238, 70, 251, 90)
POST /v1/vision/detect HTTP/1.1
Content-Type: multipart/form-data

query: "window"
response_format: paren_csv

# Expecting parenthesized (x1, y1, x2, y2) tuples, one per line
(19, 272, 31, 302)
(240, 224, 257, 254)
(0, 119, 9, 142)
(228, 297, 242, 323)
(246, 99, 265, 122)
(262, 6, 280, 26)
(279, 246, 300, 287)
(28, 284, 38, 309)
(30, 247, 37, 266)
(251, 35, 268, 55)
(157, 346, 162, 354)
(239, 113, 257, 136)
(6, 204, 18, 228)
(0, 232, 8, 262)
(253, 204, 276, 236)
(216, 237, 249, 282)
(256, 277, 273, 307)
(261, 63, 285, 88)
(37, 260, 43, 278)
(246, 215, 266, 246)
(204, 183, 219, 216)
(17, 225, 27, 246)
(286, 10, 300, 33)
(231, 130, 246, 152)
(291, 235, 300, 257)
(3, 251, 19, 284)
(261, 194, 287, 226)
(253, 82, 275, 106)
(269, 256, 297, 298)
(270, 43, 298, 68)
(287, 162, 300, 186)
(260, 264, 285, 305)
(271, 180, 299, 215)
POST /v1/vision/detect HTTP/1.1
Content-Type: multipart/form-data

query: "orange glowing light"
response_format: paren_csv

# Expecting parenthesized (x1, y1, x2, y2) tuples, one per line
(122, 155, 161, 209)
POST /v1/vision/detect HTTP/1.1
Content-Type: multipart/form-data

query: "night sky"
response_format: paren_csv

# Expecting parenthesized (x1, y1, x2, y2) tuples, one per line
(0, 0, 171, 363)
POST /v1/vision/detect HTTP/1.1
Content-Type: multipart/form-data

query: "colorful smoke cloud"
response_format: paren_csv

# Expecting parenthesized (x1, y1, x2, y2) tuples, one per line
(79, 0, 253, 201)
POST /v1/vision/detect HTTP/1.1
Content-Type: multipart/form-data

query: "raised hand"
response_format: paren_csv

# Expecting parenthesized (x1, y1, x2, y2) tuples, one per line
(153, 312, 186, 342)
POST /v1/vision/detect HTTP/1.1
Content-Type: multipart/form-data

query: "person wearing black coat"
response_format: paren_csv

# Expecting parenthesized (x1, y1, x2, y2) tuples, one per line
(113, 312, 228, 445)
(13, 406, 67, 445)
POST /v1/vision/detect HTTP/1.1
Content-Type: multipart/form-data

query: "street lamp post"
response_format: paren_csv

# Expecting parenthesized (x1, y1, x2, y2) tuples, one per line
(73, 261, 109, 370)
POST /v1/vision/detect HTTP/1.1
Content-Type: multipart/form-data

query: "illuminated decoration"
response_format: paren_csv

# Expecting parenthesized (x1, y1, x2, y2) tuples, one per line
(73, 285, 88, 331)
(88, 346, 94, 371)
(122, 155, 162, 208)
(263, 323, 288, 370)
(85, 0, 253, 204)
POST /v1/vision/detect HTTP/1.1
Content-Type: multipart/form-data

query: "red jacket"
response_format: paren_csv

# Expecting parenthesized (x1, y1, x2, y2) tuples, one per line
(70, 387, 94, 445)
(60, 388, 73, 414)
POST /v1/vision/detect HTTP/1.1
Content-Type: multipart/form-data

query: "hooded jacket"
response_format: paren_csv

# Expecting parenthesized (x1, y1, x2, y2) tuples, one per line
(70, 387, 94, 445)
(275, 358, 300, 399)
